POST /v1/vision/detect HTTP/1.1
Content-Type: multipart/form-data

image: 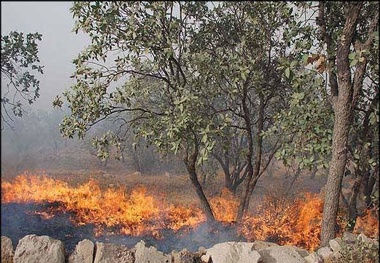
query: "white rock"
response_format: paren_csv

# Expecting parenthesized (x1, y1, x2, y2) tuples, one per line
(134, 240, 171, 263)
(1, 236, 14, 263)
(316, 246, 333, 261)
(258, 245, 306, 263)
(329, 239, 342, 253)
(13, 234, 65, 263)
(304, 252, 322, 263)
(201, 242, 261, 263)
(68, 239, 94, 263)
(94, 242, 134, 263)
(252, 240, 279, 250)
(172, 249, 198, 263)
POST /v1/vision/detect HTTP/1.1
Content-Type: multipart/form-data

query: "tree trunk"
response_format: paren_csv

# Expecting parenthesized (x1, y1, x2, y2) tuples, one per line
(286, 167, 302, 196)
(184, 147, 216, 222)
(320, 3, 363, 246)
(310, 154, 318, 179)
(320, 98, 352, 246)
(346, 178, 361, 231)
(237, 95, 264, 220)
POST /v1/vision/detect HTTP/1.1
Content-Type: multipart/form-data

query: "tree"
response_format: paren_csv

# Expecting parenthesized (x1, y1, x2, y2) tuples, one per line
(193, 2, 313, 220)
(211, 126, 249, 194)
(263, 1, 378, 245)
(1, 31, 44, 128)
(316, 2, 379, 246)
(55, 2, 222, 222)
(56, 1, 318, 223)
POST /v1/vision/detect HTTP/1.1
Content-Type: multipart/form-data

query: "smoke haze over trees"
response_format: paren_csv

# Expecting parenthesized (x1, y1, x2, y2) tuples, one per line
(1, 1, 378, 248)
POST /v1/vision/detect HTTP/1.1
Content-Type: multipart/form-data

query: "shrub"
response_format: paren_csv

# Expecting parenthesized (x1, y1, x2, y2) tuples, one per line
(335, 237, 379, 263)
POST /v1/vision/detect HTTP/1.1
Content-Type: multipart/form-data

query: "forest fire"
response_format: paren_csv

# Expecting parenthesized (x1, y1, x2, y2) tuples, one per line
(1, 173, 378, 252)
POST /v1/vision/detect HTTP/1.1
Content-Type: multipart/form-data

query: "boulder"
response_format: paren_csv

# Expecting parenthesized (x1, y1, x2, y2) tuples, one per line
(172, 249, 201, 263)
(94, 242, 134, 263)
(252, 240, 279, 250)
(341, 231, 357, 243)
(134, 240, 172, 263)
(13, 234, 65, 263)
(258, 245, 306, 263)
(293, 247, 309, 258)
(304, 252, 322, 263)
(357, 233, 378, 245)
(329, 238, 342, 253)
(316, 246, 333, 262)
(201, 242, 261, 263)
(1, 236, 14, 263)
(68, 239, 95, 263)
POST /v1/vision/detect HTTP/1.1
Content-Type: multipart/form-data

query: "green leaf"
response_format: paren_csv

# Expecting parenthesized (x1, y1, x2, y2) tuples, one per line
(285, 67, 291, 78)
(350, 59, 358, 67)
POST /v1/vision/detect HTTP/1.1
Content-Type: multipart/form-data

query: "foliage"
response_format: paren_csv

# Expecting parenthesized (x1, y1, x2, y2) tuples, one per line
(264, 67, 334, 171)
(54, 1, 378, 224)
(1, 31, 43, 127)
(335, 237, 379, 263)
(54, 2, 223, 165)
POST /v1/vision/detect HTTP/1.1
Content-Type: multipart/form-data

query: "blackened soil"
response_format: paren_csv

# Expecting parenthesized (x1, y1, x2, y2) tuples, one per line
(1, 202, 244, 254)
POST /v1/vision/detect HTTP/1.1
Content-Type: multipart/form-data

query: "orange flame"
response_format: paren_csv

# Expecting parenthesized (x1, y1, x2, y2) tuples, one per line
(238, 192, 347, 251)
(1, 173, 205, 237)
(354, 209, 379, 238)
(210, 188, 239, 222)
(1, 173, 378, 251)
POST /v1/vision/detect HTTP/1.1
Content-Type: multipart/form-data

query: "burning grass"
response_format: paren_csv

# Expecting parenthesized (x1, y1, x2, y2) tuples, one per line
(1, 173, 205, 238)
(239, 192, 328, 251)
(1, 172, 378, 252)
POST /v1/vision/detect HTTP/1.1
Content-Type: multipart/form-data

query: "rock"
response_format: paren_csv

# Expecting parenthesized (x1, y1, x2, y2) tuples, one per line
(172, 249, 200, 263)
(342, 231, 357, 243)
(68, 239, 94, 263)
(131, 171, 142, 176)
(198, 246, 207, 254)
(316, 246, 333, 261)
(357, 233, 376, 244)
(252, 240, 279, 250)
(13, 234, 65, 263)
(258, 245, 306, 263)
(304, 252, 322, 263)
(1, 236, 14, 263)
(94, 242, 134, 263)
(293, 247, 309, 258)
(201, 242, 261, 263)
(329, 239, 342, 253)
(134, 240, 171, 263)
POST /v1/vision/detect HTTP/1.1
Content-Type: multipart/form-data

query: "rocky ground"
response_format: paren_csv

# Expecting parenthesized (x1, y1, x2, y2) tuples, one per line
(2, 232, 379, 263)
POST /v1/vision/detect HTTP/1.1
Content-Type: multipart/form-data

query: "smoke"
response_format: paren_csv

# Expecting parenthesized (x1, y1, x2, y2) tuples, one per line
(1, 202, 245, 254)
(1, 202, 96, 253)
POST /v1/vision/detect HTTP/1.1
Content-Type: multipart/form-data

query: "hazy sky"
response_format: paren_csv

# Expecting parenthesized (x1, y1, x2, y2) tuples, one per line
(1, 1, 90, 110)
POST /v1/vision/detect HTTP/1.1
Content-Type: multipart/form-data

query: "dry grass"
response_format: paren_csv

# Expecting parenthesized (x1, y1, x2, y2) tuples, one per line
(1, 157, 328, 215)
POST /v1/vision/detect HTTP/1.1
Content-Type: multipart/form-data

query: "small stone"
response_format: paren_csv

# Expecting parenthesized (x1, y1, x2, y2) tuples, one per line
(329, 239, 342, 253)
(1, 236, 14, 263)
(198, 246, 207, 254)
(172, 249, 197, 263)
(304, 252, 322, 263)
(94, 242, 134, 263)
(317, 246, 333, 261)
(357, 233, 372, 243)
(342, 231, 357, 243)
